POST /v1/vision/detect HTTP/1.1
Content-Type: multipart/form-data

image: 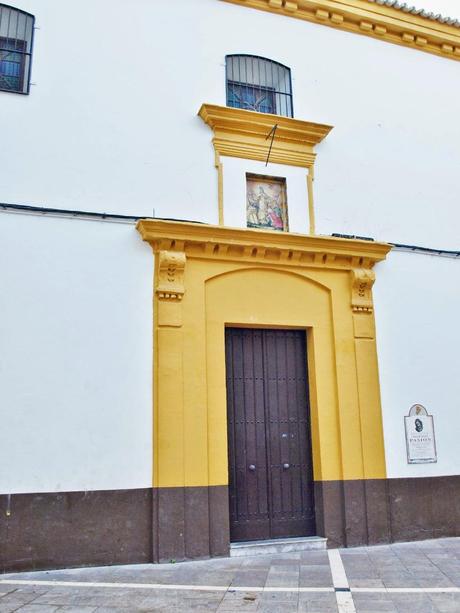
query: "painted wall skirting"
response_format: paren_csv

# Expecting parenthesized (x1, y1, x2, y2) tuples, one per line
(1, 477, 459, 571)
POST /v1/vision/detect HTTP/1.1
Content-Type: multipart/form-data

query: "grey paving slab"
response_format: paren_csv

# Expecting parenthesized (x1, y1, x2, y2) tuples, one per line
(387, 592, 438, 613)
(2, 537, 460, 612)
(427, 593, 460, 612)
(180, 571, 234, 587)
(55, 608, 97, 612)
(240, 556, 273, 569)
(31, 588, 112, 607)
(352, 593, 398, 613)
(264, 571, 299, 588)
(258, 605, 299, 613)
(216, 590, 260, 611)
(298, 567, 333, 588)
(415, 570, 460, 588)
(299, 552, 330, 565)
(178, 596, 223, 611)
(230, 569, 269, 587)
(11, 607, 60, 613)
(0, 587, 50, 612)
(269, 556, 300, 565)
(260, 591, 299, 604)
(29, 588, 95, 602)
(93, 609, 134, 612)
(348, 579, 386, 588)
(0, 604, 22, 613)
(298, 592, 338, 612)
(381, 571, 421, 588)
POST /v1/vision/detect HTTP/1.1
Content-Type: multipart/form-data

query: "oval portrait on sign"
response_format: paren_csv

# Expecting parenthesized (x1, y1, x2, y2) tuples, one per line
(414, 418, 423, 433)
(409, 404, 428, 417)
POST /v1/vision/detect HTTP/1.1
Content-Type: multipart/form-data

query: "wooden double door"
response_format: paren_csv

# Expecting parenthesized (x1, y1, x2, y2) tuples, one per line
(225, 328, 315, 542)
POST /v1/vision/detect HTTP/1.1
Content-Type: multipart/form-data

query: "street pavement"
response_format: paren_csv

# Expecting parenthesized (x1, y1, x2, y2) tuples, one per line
(1, 537, 459, 612)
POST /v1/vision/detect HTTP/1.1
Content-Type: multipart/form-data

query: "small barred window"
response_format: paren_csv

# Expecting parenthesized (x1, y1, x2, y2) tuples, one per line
(226, 55, 293, 118)
(0, 4, 34, 94)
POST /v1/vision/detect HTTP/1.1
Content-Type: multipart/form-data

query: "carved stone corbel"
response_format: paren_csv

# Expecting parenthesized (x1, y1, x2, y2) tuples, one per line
(351, 268, 375, 313)
(156, 250, 186, 301)
(351, 268, 376, 339)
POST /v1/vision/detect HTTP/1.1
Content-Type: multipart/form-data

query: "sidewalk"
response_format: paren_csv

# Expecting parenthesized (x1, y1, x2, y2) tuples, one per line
(1, 537, 459, 612)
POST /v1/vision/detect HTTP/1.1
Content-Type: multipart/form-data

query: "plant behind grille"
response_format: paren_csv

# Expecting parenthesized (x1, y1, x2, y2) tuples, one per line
(226, 55, 293, 118)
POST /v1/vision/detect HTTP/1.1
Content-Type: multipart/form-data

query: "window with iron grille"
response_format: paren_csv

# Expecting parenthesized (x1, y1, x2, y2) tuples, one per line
(0, 4, 34, 94)
(226, 55, 293, 118)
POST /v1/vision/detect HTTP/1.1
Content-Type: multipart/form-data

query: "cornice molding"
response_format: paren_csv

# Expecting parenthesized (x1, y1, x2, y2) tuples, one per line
(221, 0, 460, 62)
(137, 219, 391, 269)
(198, 103, 333, 168)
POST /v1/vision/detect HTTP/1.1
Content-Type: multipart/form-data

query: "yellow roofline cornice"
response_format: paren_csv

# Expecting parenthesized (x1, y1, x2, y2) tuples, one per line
(221, 0, 460, 62)
(137, 219, 391, 269)
(198, 103, 333, 168)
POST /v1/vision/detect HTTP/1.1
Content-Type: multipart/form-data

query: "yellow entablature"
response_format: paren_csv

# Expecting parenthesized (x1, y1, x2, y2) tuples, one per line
(221, 0, 460, 62)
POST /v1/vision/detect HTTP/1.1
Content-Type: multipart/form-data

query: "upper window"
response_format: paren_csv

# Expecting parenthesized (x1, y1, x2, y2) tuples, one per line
(0, 4, 34, 94)
(226, 55, 293, 118)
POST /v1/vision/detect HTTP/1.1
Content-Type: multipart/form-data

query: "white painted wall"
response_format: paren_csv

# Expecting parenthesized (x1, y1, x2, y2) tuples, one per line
(222, 157, 311, 233)
(0, 213, 153, 493)
(0, 1, 458, 488)
(1, 0, 458, 249)
(374, 250, 460, 478)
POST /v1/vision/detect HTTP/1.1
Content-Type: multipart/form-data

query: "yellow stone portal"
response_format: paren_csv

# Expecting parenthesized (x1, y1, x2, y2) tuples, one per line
(137, 219, 391, 488)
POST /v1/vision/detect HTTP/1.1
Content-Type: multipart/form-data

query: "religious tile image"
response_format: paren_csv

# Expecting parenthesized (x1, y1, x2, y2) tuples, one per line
(246, 174, 288, 232)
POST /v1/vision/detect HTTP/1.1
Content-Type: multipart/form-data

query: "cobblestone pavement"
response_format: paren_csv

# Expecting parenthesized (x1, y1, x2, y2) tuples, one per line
(1, 538, 459, 612)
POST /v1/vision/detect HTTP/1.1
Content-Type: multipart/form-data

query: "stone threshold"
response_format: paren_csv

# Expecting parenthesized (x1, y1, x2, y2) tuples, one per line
(230, 536, 327, 557)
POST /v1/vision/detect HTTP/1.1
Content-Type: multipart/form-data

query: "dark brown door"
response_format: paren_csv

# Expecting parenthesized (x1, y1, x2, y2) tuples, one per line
(225, 328, 315, 542)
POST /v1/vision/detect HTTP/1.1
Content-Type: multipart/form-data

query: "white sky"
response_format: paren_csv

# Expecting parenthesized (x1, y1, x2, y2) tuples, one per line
(395, 0, 459, 18)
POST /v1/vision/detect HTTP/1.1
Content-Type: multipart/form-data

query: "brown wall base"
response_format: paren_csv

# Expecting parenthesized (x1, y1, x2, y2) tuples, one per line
(315, 475, 460, 548)
(0, 486, 229, 572)
(1, 477, 459, 572)
(0, 489, 153, 573)
(153, 486, 229, 563)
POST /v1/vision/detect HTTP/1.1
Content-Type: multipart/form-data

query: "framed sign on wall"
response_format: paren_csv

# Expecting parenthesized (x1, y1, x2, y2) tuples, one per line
(404, 404, 437, 464)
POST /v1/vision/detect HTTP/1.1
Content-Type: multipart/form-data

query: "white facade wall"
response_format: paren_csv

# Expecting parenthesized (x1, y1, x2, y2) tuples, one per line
(1, 0, 459, 247)
(374, 251, 460, 478)
(0, 213, 153, 493)
(0, 0, 458, 492)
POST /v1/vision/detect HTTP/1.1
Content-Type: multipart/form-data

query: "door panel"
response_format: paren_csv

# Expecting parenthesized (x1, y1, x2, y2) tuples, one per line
(226, 328, 315, 542)
(226, 329, 270, 541)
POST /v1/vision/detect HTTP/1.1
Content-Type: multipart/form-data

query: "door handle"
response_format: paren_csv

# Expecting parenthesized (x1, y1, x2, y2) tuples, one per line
(283, 463, 290, 469)
(248, 464, 256, 471)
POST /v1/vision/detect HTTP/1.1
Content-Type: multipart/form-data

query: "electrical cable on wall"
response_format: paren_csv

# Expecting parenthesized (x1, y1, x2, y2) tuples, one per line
(1, 202, 459, 259)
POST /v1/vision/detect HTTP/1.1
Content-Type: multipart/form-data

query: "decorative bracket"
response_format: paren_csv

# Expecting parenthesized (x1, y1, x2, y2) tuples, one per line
(351, 268, 375, 313)
(157, 250, 186, 301)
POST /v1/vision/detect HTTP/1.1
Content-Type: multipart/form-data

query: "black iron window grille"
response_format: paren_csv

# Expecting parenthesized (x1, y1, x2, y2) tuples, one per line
(0, 4, 34, 94)
(226, 55, 293, 118)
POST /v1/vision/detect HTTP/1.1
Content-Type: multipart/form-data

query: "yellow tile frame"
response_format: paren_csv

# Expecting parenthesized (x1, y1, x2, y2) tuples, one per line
(137, 219, 392, 489)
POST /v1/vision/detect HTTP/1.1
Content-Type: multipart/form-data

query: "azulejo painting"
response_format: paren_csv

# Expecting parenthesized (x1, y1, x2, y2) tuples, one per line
(246, 174, 288, 232)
